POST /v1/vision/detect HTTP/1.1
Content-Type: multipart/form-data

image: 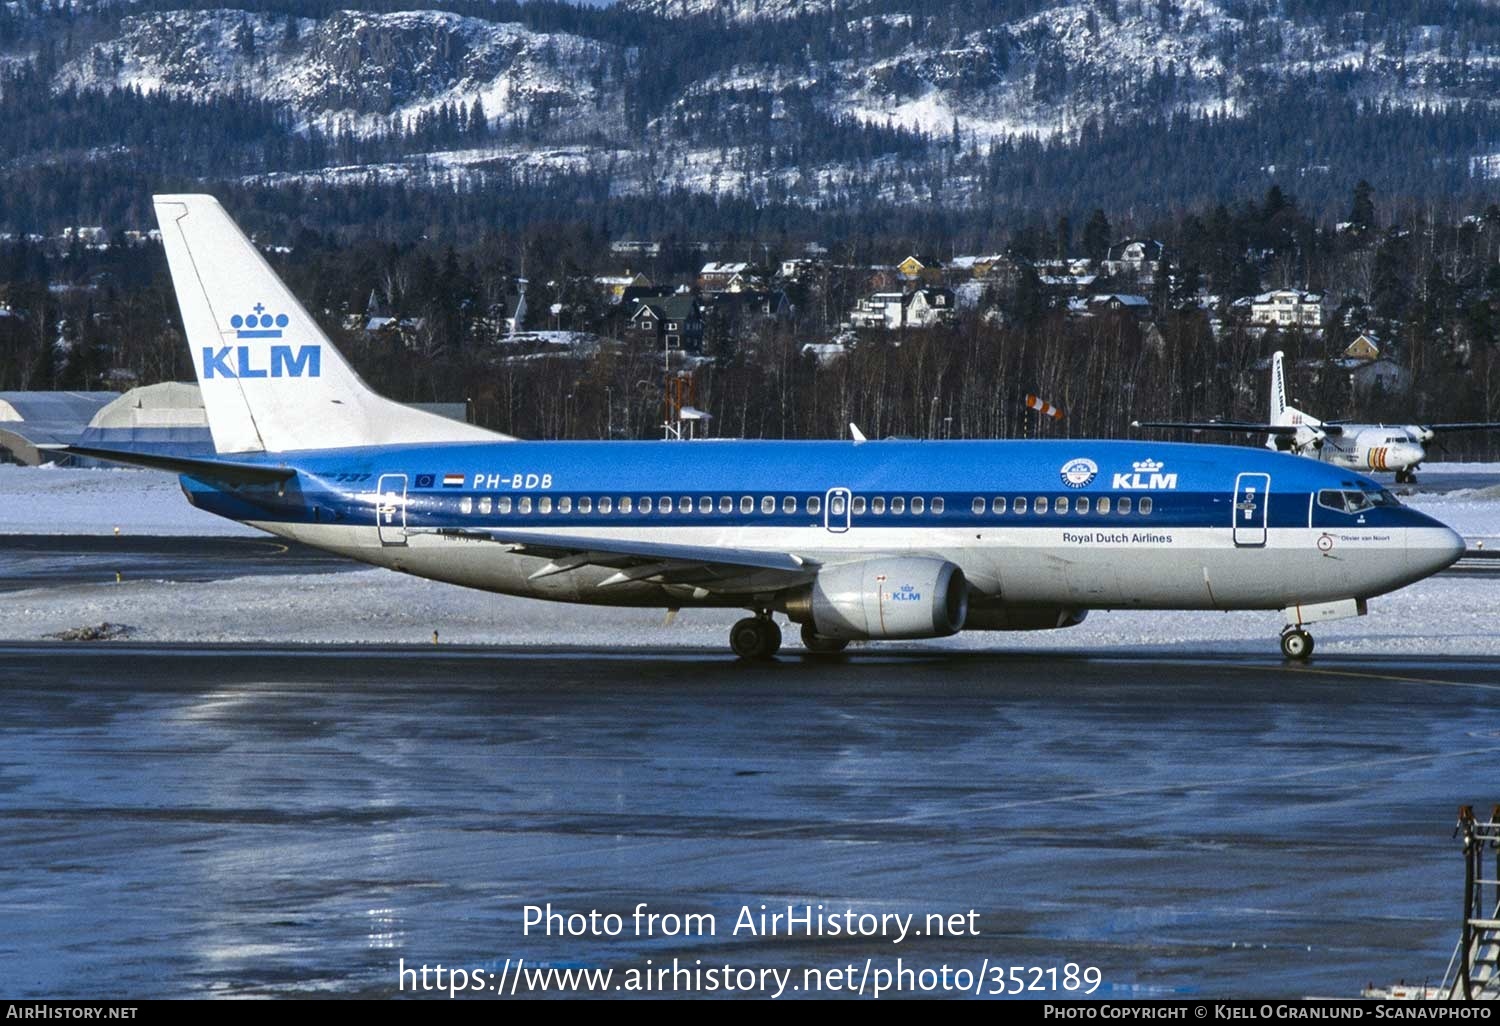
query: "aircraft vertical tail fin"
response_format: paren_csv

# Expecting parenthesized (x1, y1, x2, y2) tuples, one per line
(1269, 350, 1290, 425)
(153, 194, 506, 454)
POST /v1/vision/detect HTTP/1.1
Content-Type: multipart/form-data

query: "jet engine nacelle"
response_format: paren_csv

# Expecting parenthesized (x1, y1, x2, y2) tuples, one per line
(784, 558, 969, 640)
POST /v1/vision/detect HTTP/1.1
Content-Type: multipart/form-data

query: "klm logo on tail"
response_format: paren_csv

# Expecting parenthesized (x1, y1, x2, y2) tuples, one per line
(202, 303, 322, 379)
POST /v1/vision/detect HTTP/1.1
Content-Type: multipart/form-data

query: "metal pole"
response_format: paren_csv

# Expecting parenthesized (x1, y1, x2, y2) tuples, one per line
(1461, 806, 1476, 1000)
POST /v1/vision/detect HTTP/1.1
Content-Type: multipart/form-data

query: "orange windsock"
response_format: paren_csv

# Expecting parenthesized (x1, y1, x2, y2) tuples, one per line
(1026, 393, 1064, 420)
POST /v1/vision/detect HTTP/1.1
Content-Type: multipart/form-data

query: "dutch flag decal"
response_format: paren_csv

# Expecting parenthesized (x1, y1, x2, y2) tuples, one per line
(443, 473, 465, 488)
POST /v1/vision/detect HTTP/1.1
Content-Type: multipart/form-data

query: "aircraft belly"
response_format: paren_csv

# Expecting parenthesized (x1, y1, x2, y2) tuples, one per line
(244, 521, 1412, 614)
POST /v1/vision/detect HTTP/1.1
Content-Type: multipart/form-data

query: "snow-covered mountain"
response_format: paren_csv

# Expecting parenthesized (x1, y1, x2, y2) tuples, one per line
(57, 9, 623, 133)
(11, 0, 1500, 213)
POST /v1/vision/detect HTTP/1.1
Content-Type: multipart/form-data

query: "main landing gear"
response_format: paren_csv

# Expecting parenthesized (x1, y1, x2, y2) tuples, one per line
(1279, 627, 1315, 661)
(1395, 469, 1417, 485)
(800, 623, 849, 656)
(730, 614, 852, 659)
(730, 614, 782, 660)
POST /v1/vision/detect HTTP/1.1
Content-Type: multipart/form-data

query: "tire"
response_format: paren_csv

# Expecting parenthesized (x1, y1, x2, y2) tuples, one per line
(764, 619, 783, 656)
(801, 623, 849, 655)
(730, 617, 778, 660)
(1280, 630, 1313, 660)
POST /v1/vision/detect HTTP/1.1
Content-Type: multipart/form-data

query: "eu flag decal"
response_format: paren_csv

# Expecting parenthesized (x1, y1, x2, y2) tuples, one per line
(414, 474, 435, 489)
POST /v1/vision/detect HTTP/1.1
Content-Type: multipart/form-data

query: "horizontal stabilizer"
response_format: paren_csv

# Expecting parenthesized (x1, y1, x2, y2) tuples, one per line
(63, 445, 294, 485)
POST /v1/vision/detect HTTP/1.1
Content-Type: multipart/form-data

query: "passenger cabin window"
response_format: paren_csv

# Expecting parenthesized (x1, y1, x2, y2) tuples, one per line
(852, 497, 867, 514)
(931, 497, 944, 514)
(479, 497, 492, 515)
(519, 497, 533, 514)
(698, 496, 712, 514)
(639, 497, 652, 514)
(498, 497, 512, 514)
(1096, 497, 1110, 514)
(1014, 497, 1027, 514)
(741, 496, 754, 514)
(972, 497, 985, 514)
(460, 496, 473, 514)
(1035, 496, 1048, 514)
(719, 496, 733, 514)
(600, 497, 613, 514)
(783, 496, 797, 514)
(911, 497, 925, 514)
(1139, 497, 1152, 515)
(808, 496, 822, 515)
(1056, 496, 1069, 514)
(761, 496, 775, 514)
(1118, 497, 1131, 514)
(680, 496, 692, 513)
(620, 497, 633, 514)
(538, 497, 552, 514)
(872, 497, 886, 515)
(579, 497, 592, 514)
(992, 497, 1007, 514)
(557, 496, 572, 514)
(891, 497, 906, 514)
(1076, 497, 1089, 514)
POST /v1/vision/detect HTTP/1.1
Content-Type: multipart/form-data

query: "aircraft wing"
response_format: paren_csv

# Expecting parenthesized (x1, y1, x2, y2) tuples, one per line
(428, 528, 821, 592)
(1131, 420, 1306, 437)
(1423, 422, 1500, 433)
(61, 445, 296, 485)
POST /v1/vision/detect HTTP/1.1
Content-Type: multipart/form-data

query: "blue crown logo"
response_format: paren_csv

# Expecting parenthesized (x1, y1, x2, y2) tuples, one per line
(230, 303, 288, 339)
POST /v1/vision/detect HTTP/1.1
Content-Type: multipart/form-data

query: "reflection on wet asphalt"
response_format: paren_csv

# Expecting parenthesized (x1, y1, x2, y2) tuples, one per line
(2, 645, 1494, 998)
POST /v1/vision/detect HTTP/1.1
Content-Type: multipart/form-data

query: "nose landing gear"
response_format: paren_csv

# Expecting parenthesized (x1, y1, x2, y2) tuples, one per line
(730, 614, 782, 660)
(1279, 627, 1314, 660)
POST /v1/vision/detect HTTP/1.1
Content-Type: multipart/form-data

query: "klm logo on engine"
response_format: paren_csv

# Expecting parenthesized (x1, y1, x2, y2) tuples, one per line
(202, 303, 322, 379)
(1112, 458, 1178, 490)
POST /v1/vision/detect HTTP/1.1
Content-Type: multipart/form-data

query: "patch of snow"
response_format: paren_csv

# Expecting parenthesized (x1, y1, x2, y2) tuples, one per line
(0, 465, 256, 536)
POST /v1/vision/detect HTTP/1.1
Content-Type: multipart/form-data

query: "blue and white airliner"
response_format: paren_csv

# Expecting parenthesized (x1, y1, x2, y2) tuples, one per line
(69, 195, 1466, 660)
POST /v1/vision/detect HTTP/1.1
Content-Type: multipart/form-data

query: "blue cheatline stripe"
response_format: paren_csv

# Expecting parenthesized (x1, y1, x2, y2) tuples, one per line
(191, 485, 1407, 532)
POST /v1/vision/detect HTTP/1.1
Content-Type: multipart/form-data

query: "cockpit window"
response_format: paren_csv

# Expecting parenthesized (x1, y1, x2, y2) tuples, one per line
(1359, 483, 1402, 507)
(1318, 489, 1383, 514)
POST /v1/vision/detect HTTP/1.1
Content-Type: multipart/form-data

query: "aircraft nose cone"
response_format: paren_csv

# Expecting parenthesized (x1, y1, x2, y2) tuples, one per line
(1395, 444, 1425, 468)
(1407, 524, 1466, 579)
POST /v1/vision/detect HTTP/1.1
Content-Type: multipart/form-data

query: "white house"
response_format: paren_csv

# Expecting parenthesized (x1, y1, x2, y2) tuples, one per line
(848, 288, 955, 330)
(1237, 289, 1325, 328)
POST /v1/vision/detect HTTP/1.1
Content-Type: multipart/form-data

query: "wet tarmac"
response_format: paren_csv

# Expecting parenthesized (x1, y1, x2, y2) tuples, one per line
(0, 535, 356, 592)
(2, 644, 1495, 998)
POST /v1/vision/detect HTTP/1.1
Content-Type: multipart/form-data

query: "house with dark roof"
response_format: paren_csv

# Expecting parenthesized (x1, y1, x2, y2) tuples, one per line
(626, 294, 703, 351)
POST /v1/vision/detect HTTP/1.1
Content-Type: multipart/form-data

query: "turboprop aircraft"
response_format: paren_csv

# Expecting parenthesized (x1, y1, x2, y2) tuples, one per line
(66, 197, 1466, 660)
(1134, 350, 1500, 483)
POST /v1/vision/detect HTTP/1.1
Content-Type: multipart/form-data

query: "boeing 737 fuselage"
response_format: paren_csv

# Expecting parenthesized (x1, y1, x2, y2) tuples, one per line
(68, 197, 1467, 660)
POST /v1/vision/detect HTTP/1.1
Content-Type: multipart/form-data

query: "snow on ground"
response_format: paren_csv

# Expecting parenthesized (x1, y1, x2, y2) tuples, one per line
(0, 461, 1495, 650)
(0, 464, 256, 537)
